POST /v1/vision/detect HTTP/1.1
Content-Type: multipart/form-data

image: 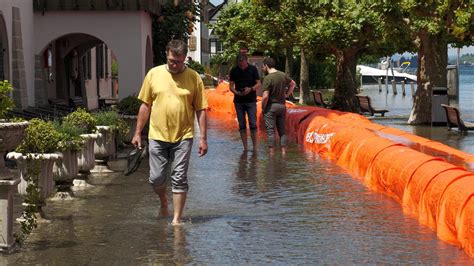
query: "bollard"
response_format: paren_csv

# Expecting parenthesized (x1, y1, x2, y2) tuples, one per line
(378, 77, 382, 92)
(410, 82, 415, 98)
(392, 80, 397, 95)
(401, 80, 406, 96)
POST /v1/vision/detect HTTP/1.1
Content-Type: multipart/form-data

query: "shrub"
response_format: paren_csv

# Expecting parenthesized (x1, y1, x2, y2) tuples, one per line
(93, 110, 129, 140)
(0, 80, 15, 120)
(186, 59, 205, 74)
(62, 108, 97, 134)
(116, 95, 142, 115)
(16, 119, 62, 154)
(54, 121, 84, 152)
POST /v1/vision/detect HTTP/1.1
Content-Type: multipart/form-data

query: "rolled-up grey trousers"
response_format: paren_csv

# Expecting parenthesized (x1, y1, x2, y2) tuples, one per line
(263, 103, 287, 147)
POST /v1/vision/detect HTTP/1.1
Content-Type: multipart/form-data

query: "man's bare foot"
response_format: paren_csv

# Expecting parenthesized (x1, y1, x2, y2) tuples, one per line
(171, 220, 185, 226)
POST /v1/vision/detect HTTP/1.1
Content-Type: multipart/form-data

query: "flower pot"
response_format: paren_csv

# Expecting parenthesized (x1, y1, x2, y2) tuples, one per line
(91, 126, 116, 173)
(77, 133, 98, 173)
(6, 152, 62, 202)
(94, 126, 116, 159)
(0, 121, 29, 179)
(53, 149, 79, 193)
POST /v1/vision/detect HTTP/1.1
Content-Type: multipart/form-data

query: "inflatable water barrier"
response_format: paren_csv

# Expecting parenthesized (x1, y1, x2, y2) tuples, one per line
(206, 82, 474, 258)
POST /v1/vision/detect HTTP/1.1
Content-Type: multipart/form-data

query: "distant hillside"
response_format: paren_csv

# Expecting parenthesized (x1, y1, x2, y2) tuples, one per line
(448, 53, 474, 65)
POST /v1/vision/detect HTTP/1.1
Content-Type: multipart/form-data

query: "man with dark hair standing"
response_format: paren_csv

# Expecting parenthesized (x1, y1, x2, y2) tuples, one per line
(261, 57, 296, 155)
(132, 39, 208, 225)
(229, 54, 261, 151)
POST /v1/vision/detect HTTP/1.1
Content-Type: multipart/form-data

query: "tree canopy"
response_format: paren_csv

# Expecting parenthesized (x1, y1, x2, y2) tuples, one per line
(210, 0, 473, 120)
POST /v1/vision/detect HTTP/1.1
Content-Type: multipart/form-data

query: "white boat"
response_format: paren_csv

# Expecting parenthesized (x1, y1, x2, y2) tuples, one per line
(357, 65, 417, 84)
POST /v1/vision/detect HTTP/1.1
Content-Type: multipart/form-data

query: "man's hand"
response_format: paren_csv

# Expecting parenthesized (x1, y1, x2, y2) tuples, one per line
(241, 87, 251, 96)
(198, 139, 208, 157)
(131, 133, 142, 148)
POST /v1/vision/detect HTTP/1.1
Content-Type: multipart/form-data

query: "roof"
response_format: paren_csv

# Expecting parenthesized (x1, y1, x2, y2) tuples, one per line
(209, 0, 226, 20)
(33, 0, 161, 15)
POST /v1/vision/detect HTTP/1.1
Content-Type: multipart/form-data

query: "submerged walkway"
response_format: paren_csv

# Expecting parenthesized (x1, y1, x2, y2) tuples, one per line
(3, 118, 474, 264)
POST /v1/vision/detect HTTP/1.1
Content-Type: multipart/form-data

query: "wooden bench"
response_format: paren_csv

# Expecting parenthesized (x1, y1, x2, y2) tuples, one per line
(311, 90, 330, 108)
(356, 95, 389, 117)
(441, 104, 474, 133)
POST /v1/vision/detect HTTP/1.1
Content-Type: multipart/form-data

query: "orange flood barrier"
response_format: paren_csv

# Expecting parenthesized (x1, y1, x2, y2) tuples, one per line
(206, 83, 474, 258)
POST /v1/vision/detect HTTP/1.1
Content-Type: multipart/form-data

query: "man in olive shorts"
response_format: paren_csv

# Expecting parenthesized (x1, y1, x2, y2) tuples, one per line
(261, 57, 296, 154)
(132, 39, 208, 225)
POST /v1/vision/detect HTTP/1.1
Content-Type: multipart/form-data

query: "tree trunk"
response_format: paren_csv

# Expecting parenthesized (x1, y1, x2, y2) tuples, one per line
(408, 32, 448, 124)
(284, 45, 293, 77)
(332, 49, 358, 112)
(299, 47, 310, 104)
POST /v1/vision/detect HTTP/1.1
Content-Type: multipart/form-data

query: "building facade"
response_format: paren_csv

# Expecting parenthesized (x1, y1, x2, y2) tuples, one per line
(0, 0, 158, 110)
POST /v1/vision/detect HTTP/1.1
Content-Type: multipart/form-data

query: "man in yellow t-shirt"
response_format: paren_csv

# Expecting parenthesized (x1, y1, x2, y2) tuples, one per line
(132, 39, 208, 225)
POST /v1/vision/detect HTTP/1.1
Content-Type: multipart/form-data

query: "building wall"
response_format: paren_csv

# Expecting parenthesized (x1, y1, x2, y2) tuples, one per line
(0, 0, 35, 107)
(34, 11, 152, 100)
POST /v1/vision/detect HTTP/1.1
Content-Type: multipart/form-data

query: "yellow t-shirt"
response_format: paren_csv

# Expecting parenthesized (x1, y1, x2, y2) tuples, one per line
(138, 65, 208, 143)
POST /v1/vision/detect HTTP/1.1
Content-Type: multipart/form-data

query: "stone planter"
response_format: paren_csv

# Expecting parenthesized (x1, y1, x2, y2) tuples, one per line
(77, 133, 98, 174)
(53, 149, 79, 197)
(91, 126, 116, 173)
(74, 133, 98, 188)
(119, 114, 137, 143)
(0, 121, 29, 179)
(6, 152, 63, 203)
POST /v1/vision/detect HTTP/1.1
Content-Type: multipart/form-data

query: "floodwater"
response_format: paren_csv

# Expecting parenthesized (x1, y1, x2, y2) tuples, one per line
(361, 71, 474, 155)
(2, 117, 473, 264)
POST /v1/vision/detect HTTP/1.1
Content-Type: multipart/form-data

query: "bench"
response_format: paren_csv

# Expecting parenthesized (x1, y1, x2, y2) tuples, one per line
(356, 95, 389, 117)
(311, 90, 330, 108)
(441, 104, 474, 133)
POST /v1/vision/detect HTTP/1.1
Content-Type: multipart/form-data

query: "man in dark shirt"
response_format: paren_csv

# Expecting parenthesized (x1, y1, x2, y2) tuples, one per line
(261, 57, 296, 155)
(229, 54, 261, 151)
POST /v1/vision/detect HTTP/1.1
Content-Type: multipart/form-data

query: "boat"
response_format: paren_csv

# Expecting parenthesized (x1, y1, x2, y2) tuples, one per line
(357, 64, 417, 84)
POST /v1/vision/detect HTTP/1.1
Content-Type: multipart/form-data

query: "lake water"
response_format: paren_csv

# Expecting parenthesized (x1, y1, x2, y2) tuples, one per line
(361, 65, 474, 118)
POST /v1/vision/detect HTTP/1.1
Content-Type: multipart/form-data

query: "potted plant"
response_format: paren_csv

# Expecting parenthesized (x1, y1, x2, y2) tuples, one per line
(6, 118, 63, 215)
(0, 80, 29, 180)
(91, 110, 129, 173)
(52, 121, 84, 197)
(116, 95, 141, 143)
(62, 108, 98, 180)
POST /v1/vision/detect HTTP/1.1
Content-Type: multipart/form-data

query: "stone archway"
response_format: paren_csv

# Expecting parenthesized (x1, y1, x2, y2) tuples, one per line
(34, 12, 153, 102)
(38, 33, 120, 110)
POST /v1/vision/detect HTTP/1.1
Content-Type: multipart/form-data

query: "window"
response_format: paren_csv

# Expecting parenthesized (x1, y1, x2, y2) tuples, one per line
(82, 50, 91, 80)
(104, 45, 109, 77)
(96, 44, 104, 79)
(209, 38, 223, 55)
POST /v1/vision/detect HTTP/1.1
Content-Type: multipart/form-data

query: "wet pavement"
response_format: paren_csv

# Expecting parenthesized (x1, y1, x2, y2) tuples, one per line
(2, 113, 474, 264)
